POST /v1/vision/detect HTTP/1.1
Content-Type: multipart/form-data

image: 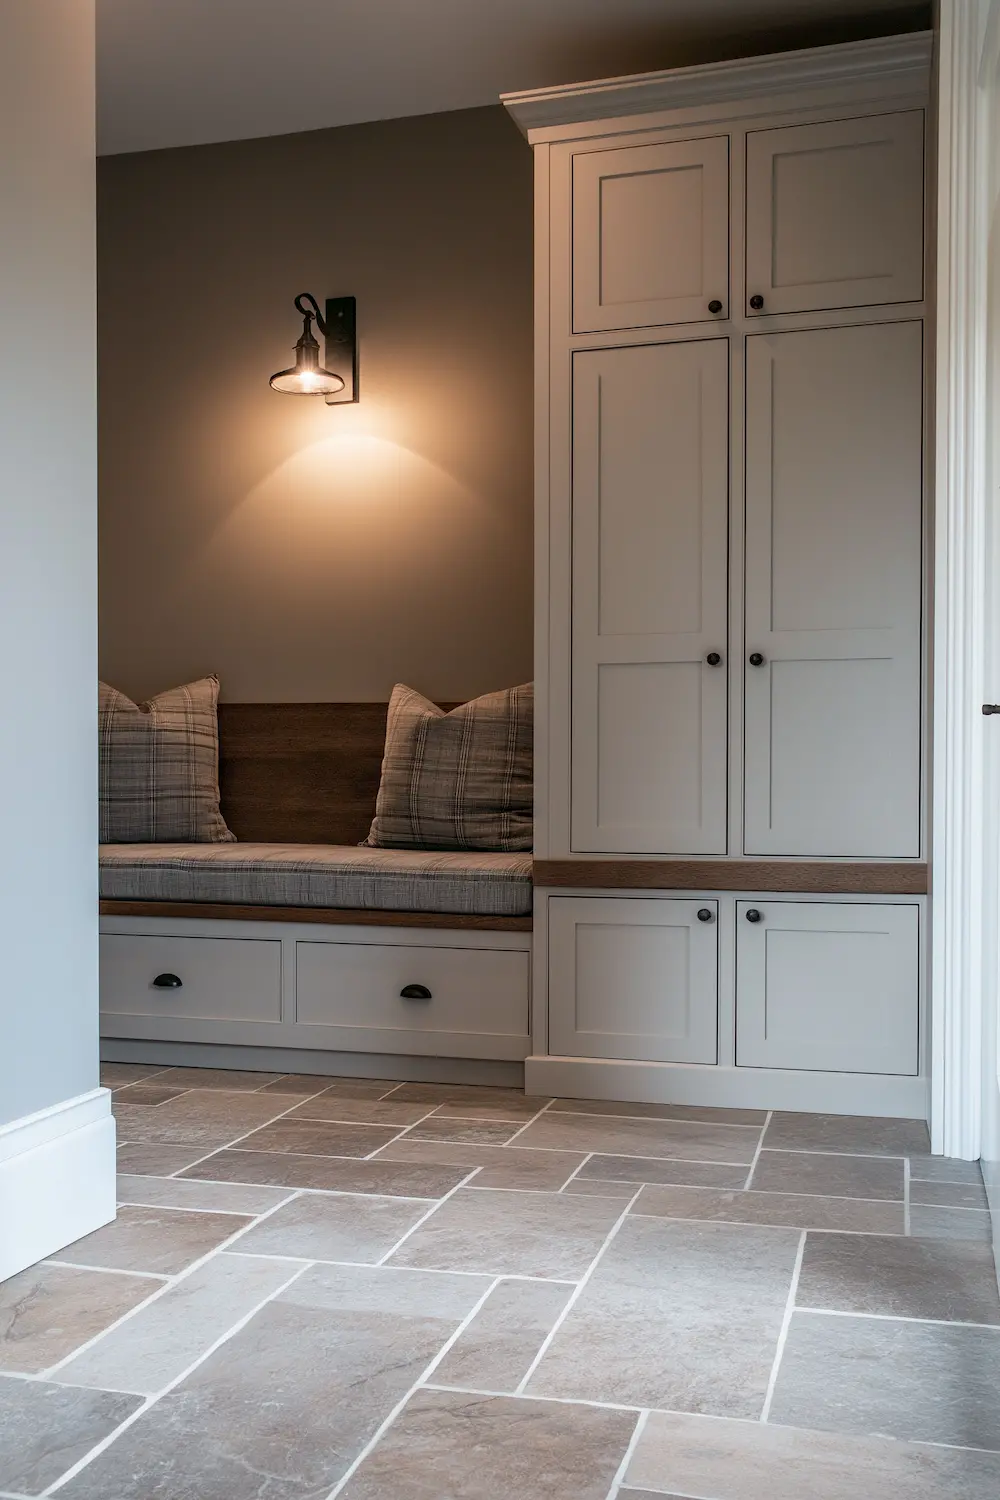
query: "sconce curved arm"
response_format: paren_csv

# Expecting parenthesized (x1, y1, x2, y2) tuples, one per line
(293, 292, 326, 334)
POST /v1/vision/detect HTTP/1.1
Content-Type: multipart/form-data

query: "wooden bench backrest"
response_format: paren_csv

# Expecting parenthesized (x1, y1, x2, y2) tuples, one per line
(217, 703, 456, 845)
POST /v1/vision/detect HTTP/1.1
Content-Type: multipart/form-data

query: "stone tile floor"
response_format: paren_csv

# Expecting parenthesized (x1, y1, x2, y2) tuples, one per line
(0, 1064, 997, 1498)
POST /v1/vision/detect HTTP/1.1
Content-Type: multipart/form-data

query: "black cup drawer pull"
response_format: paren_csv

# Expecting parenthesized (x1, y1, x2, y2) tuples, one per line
(400, 984, 432, 1001)
(152, 973, 183, 989)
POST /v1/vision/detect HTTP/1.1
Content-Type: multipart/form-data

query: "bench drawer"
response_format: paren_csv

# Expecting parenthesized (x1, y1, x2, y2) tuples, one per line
(295, 940, 530, 1058)
(100, 934, 282, 1024)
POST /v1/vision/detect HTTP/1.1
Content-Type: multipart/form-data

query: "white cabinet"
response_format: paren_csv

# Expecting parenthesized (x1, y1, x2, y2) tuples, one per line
(571, 338, 729, 854)
(735, 900, 919, 1075)
(548, 897, 719, 1063)
(743, 321, 924, 857)
(572, 136, 730, 331)
(745, 111, 924, 315)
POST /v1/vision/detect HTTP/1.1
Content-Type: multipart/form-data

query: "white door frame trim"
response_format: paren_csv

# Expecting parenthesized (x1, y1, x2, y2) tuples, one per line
(932, 0, 998, 1157)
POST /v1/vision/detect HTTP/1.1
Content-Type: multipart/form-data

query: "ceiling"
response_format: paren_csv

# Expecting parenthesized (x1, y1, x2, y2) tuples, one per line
(96, 0, 929, 156)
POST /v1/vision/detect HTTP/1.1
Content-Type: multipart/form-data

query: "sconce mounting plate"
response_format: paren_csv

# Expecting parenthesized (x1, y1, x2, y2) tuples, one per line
(323, 296, 358, 404)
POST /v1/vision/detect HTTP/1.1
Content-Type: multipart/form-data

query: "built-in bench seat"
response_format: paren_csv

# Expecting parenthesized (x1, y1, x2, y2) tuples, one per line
(100, 843, 533, 918)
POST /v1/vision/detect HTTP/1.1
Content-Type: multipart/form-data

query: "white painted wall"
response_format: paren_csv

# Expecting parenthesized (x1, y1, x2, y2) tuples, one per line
(0, 6, 100, 1127)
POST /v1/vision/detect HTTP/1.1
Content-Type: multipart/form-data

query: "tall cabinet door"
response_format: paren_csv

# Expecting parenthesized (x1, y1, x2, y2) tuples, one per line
(743, 321, 923, 857)
(572, 339, 729, 854)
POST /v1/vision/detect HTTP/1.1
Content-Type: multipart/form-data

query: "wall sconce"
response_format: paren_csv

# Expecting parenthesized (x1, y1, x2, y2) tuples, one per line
(269, 292, 358, 404)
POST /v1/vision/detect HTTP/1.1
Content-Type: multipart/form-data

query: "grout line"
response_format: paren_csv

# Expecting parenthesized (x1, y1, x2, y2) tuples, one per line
(373, 1169, 481, 1265)
(112, 1200, 290, 1217)
(41, 1261, 168, 1282)
(551, 1107, 768, 1131)
(224, 1249, 576, 1282)
(502, 1097, 558, 1144)
(557, 1152, 594, 1192)
(104, 1066, 174, 1087)
(607, 1408, 650, 1498)
(909, 1202, 994, 1217)
(796, 1306, 1000, 1331)
(760, 1229, 806, 1423)
(755, 1146, 914, 1162)
(742, 1111, 772, 1190)
(143, 1090, 331, 1179)
(362, 1107, 443, 1154)
(513, 1188, 643, 1397)
(43, 1258, 313, 1496)
(323, 1276, 504, 1500)
(39, 1191, 306, 1380)
(904, 1155, 911, 1235)
(421, 1383, 645, 1414)
(628, 1212, 903, 1238)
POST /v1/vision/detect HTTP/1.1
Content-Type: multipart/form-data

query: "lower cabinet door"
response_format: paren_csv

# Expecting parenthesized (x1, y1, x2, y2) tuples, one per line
(735, 901, 919, 1075)
(548, 897, 719, 1063)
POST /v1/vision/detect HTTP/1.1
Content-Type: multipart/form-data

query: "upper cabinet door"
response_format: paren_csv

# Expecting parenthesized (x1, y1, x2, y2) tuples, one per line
(745, 111, 924, 316)
(571, 338, 729, 855)
(572, 136, 730, 332)
(743, 322, 923, 858)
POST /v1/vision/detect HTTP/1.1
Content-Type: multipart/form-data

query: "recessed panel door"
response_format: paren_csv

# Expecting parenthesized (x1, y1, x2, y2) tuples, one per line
(735, 900, 919, 1075)
(745, 111, 924, 316)
(571, 338, 729, 854)
(743, 322, 923, 857)
(573, 136, 730, 331)
(549, 897, 719, 1063)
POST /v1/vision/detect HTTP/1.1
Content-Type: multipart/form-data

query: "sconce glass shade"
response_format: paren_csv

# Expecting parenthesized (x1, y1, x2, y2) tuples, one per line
(269, 314, 345, 396)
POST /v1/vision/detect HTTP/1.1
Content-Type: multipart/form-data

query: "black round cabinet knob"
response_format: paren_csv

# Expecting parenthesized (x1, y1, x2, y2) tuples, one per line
(697, 908, 714, 923)
(749, 652, 765, 667)
(706, 651, 722, 666)
(749, 294, 765, 310)
(152, 973, 182, 989)
(746, 909, 763, 924)
(708, 299, 723, 314)
(400, 984, 432, 1001)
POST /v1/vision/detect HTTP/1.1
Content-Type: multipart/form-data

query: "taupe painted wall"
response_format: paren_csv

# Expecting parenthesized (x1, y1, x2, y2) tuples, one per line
(1, 0, 98, 1124)
(98, 106, 534, 704)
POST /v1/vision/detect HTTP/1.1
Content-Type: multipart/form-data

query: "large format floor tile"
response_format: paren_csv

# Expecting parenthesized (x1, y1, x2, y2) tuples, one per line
(769, 1310, 1000, 1449)
(796, 1233, 1000, 1323)
(386, 1084, 550, 1120)
(56, 1205, 250, 1275)
(116, 1141, 214, 1176)
(0, 1263, 159, 1374)
(55, 1252, 301, 1395)
(633, 1184, 904, 1235)
(111, 1082, 190, 1106)
(513, 1113, 762, 1163)
(405, 1116, 525, 1145)
(763, 1112, 930, 1156)
(575, 1154, 750, 1190)
(910, 1177, 990, 1209)
(234, 1191, 430, 1263)
(388, 1187, 623, 1279)
(158, 1067, 287, 1091)
(749, 1150, 903, 1200)
(340, 1388, 638, 1500)
(57, 1263, 492, 1500)
(111, 1090, 293, 1148)
(282, 1096, 434, 1126)
(625, 1409, 1000, 1500)
(432, 1279, 574, 1392)
(909, 1155, 985, 1185)
(101, 1063, 169, 1088)
(0, 1375, 142, 1494)
(234, 1116, 404, 1157)
(527, 1216, 800, 1415)
(548, 1098, 767, 1126)
(373, 1137, 585, 1190)
(908, 1204, 994, 1240)
(182, 1148, 472, 1197)
(115, 1174, 293, 1215)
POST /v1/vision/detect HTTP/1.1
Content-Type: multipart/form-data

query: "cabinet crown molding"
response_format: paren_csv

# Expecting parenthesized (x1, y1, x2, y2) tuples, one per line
(502, 29, 932, 137)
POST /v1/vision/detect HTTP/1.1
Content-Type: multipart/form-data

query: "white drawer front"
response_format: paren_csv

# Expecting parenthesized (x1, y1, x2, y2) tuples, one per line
(736, 901, 919, 1075)
(295, 941, 530, 1055)
(100, 934, 282, 1024)
(548, 897, 719, 1064)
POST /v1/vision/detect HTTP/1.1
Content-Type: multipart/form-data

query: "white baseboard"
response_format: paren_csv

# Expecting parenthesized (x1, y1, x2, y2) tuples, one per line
(0, 1089, 116, 1283)
(525, 1056, 930, 1120)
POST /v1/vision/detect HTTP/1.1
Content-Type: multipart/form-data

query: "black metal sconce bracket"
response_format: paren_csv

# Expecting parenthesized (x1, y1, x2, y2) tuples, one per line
(294, 292, 357, 404)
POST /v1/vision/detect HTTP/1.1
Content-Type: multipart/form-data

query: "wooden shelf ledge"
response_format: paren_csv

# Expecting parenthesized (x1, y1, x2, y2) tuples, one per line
(532, 859, 928, 896)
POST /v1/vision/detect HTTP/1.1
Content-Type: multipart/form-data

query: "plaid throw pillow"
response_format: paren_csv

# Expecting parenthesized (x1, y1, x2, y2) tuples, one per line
(99, 675, 235, 844)
(365, 683, 533, 852)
